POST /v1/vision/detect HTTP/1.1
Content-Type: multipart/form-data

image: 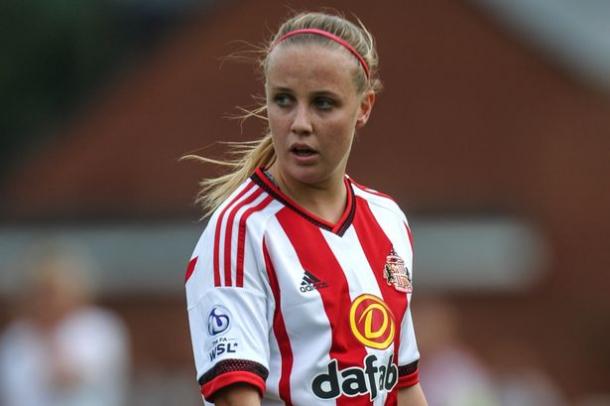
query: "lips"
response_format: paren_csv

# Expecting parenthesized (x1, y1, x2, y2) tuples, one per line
(290, 143, 318, 157)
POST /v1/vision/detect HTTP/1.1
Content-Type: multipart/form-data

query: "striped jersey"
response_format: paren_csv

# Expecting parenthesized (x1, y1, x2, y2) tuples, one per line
(185, 167, 420, 405)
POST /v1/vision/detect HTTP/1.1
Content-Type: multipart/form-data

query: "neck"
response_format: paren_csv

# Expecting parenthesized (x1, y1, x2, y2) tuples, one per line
(267, 167, 347, 225)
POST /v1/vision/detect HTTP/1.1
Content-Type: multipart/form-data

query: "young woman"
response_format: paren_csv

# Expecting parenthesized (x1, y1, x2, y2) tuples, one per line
(185, 11, 427, 406)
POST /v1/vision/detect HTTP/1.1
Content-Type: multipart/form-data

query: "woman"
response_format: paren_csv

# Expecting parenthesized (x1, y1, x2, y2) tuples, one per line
(185, 11, 427, 406)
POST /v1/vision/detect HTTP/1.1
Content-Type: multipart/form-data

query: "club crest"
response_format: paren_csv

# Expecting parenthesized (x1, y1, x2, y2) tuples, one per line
(383, 248, 412, 293)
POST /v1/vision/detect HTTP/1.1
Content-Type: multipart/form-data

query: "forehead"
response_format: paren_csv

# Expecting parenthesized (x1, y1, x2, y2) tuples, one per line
(266, 43, 359, 94)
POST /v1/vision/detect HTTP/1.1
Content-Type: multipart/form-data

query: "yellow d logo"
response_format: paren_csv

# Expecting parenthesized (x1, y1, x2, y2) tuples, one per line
(349, 294, 395, 349)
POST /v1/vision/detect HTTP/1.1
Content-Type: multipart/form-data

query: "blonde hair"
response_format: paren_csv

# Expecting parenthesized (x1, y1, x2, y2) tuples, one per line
(188, 11, 381, 217)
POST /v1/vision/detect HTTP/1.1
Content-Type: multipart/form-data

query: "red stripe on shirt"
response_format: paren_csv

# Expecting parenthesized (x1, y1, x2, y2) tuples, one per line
(200, 370, 265, 401)
(352, 197, 409, 377)
(236, 195, 273, 287)
(396, 369, 420, 389)
(184, 256, 198, 283)
(213, 181, 256, 286)
(263, 239, 294, 405)
(276, 207, 370, 405)
(222, 187, 263, 287)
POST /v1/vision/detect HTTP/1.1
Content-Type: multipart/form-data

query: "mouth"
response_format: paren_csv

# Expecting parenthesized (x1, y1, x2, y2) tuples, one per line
(290, 144, 318, 157)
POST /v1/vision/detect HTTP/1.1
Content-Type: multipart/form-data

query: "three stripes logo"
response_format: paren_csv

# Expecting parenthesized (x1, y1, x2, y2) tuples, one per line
(300, 270, 328, 292)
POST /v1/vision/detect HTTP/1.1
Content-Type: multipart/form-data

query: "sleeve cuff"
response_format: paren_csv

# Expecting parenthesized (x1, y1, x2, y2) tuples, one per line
(201, 370, 266, 401)
(396, 360, 419, 388)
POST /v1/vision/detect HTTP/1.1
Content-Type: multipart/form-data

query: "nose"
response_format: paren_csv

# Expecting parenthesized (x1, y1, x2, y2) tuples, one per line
(290, 104, 313, 135)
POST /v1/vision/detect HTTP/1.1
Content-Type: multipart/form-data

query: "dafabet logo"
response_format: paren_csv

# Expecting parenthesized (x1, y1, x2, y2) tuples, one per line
(311, 294, 399, 400)
(349, 294, 395, 349)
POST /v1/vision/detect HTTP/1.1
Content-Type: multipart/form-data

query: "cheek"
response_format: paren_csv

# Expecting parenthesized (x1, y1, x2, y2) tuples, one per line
(268, 110, 288, 135)
(322, 119, 355, 155)
(268, 113, 292, 156)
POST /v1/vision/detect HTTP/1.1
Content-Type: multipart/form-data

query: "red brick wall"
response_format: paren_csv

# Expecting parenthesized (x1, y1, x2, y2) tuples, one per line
(2, 0, 609, 399)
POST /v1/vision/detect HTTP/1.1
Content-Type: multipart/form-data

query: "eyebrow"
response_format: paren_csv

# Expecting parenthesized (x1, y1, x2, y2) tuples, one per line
(269, 86, 341, 99)
(311, 90, 341, 99)
(269, 86, 294, 93)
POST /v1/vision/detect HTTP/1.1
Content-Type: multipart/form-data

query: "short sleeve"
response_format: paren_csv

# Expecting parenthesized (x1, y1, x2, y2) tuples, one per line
(397, 220, 420, 389)
(185, 200, 273, 402)
(396, 305, 420, 388)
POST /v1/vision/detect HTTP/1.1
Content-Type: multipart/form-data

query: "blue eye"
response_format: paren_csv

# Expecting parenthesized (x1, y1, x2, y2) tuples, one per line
(274, 94, 293, 107)
(314, 97, 335, 110)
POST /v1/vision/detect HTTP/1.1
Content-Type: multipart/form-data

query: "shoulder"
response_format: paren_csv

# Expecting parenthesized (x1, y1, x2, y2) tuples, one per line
(60, 307, 126, 335)
(186, 176, 283, 292)
(193, 177, 281, 255)
(0, 320, 36, 349)
(349, 176, 409, 225)
(56, 307, 129, 355)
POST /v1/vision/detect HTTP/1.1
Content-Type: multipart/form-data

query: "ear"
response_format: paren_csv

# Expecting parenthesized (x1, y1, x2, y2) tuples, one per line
(356, 91, 376, 129)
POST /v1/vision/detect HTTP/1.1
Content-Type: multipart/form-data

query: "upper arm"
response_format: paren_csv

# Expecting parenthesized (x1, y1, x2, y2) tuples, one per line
(213, 383, 262, 406)
(397, 305, 421, 388)
(398, 383, 428, 406)
(185, 205, 273, 403)
(397, 211, 422, 389)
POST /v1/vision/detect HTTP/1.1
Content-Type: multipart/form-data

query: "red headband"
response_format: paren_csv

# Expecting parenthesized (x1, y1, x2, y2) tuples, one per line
(273, 28, 370, 79)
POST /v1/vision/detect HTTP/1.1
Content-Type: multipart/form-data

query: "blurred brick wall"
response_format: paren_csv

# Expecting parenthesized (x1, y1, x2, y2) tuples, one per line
(1, 0, 609, 399)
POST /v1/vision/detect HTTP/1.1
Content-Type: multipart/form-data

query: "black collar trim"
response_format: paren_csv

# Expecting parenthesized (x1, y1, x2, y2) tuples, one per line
(251, 167, 356, 236)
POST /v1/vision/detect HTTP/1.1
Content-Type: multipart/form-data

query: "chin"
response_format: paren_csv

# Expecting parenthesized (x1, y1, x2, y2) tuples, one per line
(286, 165, 327, 185)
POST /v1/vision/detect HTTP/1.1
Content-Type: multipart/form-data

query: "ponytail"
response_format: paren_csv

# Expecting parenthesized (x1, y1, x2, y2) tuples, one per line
(184, 134, 274, 217)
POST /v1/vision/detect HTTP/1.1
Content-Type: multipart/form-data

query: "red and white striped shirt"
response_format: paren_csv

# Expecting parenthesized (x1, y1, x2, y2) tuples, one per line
(186, 167, 420, 405)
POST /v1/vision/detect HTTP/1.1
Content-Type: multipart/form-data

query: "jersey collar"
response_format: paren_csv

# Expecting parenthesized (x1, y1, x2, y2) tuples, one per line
(251, 167, 356, 236)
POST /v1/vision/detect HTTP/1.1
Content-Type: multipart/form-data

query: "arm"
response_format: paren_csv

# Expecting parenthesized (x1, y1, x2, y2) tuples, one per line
(186, 206, 272, 403)
(398, 383, 428, 406)
(214, 383, 261, 406)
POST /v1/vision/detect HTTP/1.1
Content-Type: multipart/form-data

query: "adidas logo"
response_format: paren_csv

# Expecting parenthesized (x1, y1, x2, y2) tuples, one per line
(300, 270, 328, 292)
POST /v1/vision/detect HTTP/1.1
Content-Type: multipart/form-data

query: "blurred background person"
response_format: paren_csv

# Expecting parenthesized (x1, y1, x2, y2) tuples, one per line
(491, 340, 567, 406)
(415, 296, 500, 406)
(0, 246, 130, 406)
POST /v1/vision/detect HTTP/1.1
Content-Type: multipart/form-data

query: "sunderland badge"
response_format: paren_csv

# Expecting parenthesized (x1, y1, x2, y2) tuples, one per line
(383, 248, 412, 293)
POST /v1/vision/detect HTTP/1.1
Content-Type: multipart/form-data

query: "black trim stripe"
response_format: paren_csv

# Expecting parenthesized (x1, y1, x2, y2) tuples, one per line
(304, 271, 320, 283)
(336, 188, 356, 235)
(398, 360, 419, 376)
(198, 359, 269, 386)
(250, 168, 356, 236)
